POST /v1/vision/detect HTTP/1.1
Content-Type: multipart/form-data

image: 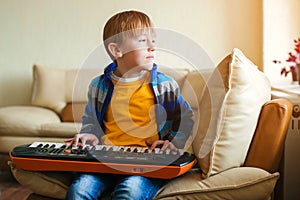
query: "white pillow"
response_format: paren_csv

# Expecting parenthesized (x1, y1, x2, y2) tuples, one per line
(192, 48, 271, 178)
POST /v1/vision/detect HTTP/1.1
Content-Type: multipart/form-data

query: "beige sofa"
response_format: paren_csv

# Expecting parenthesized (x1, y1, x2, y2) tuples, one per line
(1, 48, 292, 199)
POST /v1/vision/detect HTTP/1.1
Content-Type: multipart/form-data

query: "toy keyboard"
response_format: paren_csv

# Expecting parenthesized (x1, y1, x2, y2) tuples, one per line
(10, 142, 196, 179)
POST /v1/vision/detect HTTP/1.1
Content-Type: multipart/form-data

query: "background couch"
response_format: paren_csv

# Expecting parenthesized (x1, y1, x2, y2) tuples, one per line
(0, 48, 292, 199)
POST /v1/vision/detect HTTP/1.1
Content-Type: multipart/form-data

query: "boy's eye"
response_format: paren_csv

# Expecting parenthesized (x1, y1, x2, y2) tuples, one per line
(137, 35, 155, 43)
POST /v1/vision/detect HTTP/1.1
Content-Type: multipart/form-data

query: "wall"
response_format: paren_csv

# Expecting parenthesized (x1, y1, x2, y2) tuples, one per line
(263, 0, 300, 84)
(0, 0, 262, 106)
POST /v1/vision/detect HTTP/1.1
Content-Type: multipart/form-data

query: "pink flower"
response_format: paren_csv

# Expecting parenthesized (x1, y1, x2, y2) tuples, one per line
(287, 37, 300, 64)
(287, 52, 297, 62)
(275, 36, 300, 77)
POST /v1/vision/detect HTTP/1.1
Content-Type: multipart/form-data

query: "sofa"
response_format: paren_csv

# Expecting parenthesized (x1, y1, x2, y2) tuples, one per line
(0, 48, 292, 199)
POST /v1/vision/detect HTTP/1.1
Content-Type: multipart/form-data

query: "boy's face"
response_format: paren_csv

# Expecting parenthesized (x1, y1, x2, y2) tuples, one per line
(118, 33, 156, 71)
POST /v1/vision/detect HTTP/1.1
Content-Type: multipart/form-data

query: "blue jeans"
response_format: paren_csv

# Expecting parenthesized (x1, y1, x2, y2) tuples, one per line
(65, 173, 163, 200)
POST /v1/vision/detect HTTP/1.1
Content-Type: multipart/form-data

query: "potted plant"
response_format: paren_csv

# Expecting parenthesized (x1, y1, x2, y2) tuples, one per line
(273, 36, 300, 83)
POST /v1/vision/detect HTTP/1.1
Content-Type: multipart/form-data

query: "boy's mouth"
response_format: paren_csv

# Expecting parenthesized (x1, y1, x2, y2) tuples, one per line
(146, 55, 154, 59)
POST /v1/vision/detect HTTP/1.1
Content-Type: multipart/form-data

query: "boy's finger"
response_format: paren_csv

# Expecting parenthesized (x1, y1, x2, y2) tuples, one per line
(63, 138, 72, 146)
(91, 138, 99, 146)
(72, 134, 81, 147)
(150, 140, 161, 149)
(168, 142, 178, 152)
(64, 138, 75, 147)
(145, 140, 153, 146)
(80, 136, 87, 146)
(160, 140, 170, 151)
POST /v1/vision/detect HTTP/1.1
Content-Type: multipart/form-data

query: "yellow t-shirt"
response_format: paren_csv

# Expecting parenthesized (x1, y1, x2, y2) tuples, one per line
(102, 71, 159, 146)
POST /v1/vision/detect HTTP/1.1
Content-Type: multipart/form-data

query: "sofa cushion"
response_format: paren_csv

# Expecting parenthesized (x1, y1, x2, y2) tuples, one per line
(158, 67, 190, 90)
(0, 106, 61, 136)
(180, 69, 212, 145)
(66, 68, 102, 103)
(192, 48, 271, 177)
(154, 167, 279, 200)
(40, 122, 81, 137)
(181, 69, 212, 111)
(9, 161, 279, 200)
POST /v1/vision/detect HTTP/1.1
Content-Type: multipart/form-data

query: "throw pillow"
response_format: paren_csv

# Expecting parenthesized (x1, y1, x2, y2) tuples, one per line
(192, 48, 271, 178)
(8, 161, 72, 199)
(31, 64, 66, 114)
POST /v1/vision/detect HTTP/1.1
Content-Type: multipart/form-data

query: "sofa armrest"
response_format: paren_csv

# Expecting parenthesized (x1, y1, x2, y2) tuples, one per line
(61, 102, 86, 122)
(244, 98, 292, 173)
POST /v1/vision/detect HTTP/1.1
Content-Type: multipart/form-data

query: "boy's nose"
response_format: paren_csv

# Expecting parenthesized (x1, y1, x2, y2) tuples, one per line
(147, 39, 155, 52)
(147, 42, 155, 52)
(148, 47, 155, 52)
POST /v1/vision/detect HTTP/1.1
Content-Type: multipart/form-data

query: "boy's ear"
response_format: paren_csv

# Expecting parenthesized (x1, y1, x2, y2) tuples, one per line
(108, 43, 123, 59)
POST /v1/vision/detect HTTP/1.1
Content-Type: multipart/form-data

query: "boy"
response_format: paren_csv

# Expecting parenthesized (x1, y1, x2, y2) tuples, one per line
(65, 10, 194, 200)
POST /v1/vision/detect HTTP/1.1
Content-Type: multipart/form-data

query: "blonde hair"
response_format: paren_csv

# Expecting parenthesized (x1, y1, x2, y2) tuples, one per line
(103, 10, 154, 60)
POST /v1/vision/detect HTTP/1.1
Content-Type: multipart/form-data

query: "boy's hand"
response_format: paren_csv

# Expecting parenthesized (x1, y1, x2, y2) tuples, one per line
(146, 140, 178, 152)
(64, 133, 99, 147)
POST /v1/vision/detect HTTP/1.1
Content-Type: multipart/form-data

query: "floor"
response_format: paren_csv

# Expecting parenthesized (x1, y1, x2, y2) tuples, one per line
(0, 154, 61, 200)
(0, 154, 32, 200)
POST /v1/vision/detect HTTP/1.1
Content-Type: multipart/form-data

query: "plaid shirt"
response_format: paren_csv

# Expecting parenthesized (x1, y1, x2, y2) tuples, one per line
(80, 63, 194, 148)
